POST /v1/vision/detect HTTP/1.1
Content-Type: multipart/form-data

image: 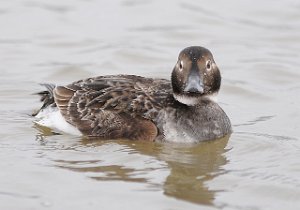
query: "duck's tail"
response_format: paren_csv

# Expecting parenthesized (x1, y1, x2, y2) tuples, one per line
(32, 83, 56, 116)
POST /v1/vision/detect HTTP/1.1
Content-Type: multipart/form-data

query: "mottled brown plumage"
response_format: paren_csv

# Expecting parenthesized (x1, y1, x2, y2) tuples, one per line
(52, 75, 171, 141)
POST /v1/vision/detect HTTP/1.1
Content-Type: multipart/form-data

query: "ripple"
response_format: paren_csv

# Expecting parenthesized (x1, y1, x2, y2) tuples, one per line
(0, 191, 39, 199)
(23, 1, 75, 13)
(234, 115, 275, 127)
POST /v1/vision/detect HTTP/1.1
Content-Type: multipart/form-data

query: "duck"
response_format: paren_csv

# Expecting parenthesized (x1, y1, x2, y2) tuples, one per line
(33, 46, 232, 143)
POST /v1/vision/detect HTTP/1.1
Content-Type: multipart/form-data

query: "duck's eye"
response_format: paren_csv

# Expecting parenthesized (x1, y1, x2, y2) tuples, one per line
(206, 60, 212, 70)
(179, 61, 183, 70)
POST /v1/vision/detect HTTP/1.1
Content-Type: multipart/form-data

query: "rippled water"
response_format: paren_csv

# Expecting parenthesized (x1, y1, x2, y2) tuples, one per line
(1, 0, 300, 209)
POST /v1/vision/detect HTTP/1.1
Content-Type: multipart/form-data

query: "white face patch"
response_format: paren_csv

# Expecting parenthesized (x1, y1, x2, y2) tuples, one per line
(212, 62, 217, 69)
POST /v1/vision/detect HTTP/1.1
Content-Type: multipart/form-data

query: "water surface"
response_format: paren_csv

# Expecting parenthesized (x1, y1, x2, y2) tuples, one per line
(0, 0, 300, 209)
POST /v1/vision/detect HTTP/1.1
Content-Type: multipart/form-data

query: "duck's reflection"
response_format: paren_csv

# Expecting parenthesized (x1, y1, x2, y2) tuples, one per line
(35, 126, 229, 205)
(159, 137, 229, 204)
(120, 136, 229, 204)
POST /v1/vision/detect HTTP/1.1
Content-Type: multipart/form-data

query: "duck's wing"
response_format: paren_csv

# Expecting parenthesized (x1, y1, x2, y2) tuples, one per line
(53, 75, 172, 139)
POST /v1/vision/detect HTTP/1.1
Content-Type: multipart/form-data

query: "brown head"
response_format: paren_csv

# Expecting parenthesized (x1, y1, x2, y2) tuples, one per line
(171, 46, 221, 105)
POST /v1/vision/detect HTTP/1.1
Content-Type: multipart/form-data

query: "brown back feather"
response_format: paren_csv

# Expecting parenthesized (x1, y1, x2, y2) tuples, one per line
(53, 75, 172, 140)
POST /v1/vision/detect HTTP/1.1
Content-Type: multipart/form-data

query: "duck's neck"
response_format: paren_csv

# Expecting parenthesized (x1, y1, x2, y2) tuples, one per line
(173, 93, 218, 106)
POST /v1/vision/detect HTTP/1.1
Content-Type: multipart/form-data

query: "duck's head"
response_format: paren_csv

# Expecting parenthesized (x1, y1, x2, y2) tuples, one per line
(171, 46, 221, 106)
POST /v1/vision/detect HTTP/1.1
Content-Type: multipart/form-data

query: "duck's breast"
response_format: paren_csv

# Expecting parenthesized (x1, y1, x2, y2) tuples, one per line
(155, 101, 231, 142)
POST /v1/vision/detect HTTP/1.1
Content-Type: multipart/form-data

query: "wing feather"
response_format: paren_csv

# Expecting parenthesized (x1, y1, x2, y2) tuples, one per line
(53, 75, 172, 140)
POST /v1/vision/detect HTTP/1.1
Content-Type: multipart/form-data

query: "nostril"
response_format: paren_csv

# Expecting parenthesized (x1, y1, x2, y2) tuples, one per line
(184, 85, 204, 94)
(187, 87, 200, 93)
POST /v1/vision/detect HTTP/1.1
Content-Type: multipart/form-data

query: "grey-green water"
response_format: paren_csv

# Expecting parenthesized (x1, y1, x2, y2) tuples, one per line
(0, 0, 300, 209)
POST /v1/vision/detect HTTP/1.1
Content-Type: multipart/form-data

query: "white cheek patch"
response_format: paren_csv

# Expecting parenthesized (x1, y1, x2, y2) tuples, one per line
(212, 63, 217, 69)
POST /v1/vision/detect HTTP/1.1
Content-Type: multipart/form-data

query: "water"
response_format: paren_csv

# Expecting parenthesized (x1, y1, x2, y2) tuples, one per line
(0, 0, 300, 209)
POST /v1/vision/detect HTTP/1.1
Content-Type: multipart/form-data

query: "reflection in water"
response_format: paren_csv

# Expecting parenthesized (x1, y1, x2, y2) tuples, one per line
(60, 162, 149, 183)
(160, 137, 229, 205)
(35, 125, 229, 205)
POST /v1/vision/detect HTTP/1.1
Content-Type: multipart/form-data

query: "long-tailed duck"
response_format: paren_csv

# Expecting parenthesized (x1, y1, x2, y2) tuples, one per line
(33, 46, 232, 143)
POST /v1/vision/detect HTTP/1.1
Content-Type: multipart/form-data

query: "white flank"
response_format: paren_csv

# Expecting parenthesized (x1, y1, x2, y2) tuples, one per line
(35, 107, 82, 136)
